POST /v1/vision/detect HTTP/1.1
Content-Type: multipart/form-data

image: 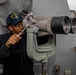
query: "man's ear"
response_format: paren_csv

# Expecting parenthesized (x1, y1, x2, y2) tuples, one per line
(8, 26, 13, 31)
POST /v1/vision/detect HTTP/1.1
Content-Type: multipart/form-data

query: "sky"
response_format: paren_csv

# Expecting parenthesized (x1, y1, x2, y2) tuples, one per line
(67, 0, 76, 11)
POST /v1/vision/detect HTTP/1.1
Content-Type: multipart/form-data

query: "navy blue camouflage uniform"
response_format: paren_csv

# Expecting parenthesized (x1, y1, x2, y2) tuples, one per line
(0, 32, 34, 75)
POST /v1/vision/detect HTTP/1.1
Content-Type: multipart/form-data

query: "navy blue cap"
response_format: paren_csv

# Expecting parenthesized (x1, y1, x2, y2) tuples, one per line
(6, 13, 23, 26)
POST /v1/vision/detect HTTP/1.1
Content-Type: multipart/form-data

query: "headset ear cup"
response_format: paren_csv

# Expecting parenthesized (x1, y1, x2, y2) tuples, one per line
(0, 0, 7, 4)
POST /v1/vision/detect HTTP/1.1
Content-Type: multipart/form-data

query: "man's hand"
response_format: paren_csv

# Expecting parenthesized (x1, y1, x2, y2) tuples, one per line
(6, 34, 21, 48)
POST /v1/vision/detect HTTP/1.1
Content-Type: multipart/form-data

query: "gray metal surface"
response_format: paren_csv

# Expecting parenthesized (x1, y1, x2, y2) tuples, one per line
(32, 0, 70, 17)
(32, 0, 76, 75)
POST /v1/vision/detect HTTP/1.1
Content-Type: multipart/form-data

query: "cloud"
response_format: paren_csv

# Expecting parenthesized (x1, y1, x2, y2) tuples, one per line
(67, 0, 76, 10)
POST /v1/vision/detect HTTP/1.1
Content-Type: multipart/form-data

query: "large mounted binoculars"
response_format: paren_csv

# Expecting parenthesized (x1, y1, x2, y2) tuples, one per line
(22, 13, 76, 62)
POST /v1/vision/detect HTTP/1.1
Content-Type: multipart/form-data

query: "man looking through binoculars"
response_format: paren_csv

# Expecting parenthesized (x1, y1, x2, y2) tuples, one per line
(0, 13, 34, 75)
